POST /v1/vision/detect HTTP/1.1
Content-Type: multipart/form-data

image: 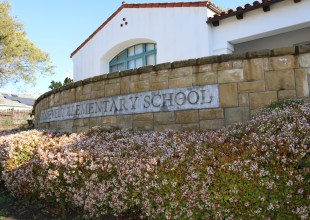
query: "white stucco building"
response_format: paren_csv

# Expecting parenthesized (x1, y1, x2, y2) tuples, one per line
(71, 0, 310, 81)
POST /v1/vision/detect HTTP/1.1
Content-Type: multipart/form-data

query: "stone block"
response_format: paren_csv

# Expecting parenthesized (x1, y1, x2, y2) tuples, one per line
(116, 115, 133, 129)
(75, 86, 82, 101)
(58, 91, 65, 105)
(59, 120, 74, 133)
(154, 112, 175, 124)
(155, 124, 181, 132)
(89, 117, 102, 128)
(181, 123, 199, 131)
(278, 90, 296, 100)
(151, 82, 169, 90)
(218, 69, 244, 83)
(221, 53, 246, 61)
(91, 90, 104, 99)
(265, 70, 295, 90)
(170, 67, 192, 78)
(198, 64, 213, 72)
(82, 84, 92, 95)
(73, 118, 86, 127)
(137, 65, 154, 74)
(175, 110, 198, 123)
(213, 62, 232, 71)
(225, 107, 250, 126)
(249, 91, 278, 110)
(199, 108, 224, 120)
(219, 83, 238, 107)
(302, 97, 310, 103)
(271, 47, 295, 56)
(133, 113, 153, 121)
(79, 94, 91, 101)
(49, 97, 55, 108)
(298, 54, 310, 67)
(150, 71, 169, 83)
(102, 116, 117, 124)
(64, 91, 73, 104)
(193, 72, 217, 86)
(298, 45, 310, 54)
(77, 126, 89, 133)
(153, 62, 171, 71)
(200, 119, 225, 130)
(244, 58, 266, 81)
(250, 109, 261, 117)
(133, 120, 153, 131)
(92, 74, 107, 82)
(120, 77, 130, 94)
(107, 71, 120, 79)
(295, 69, 310, 97)
(120, 69, 137, 77)
(105, 83, 120, 97)
(71, 126, 77, 133)
(169, 77, 192, 89)
(172, 59, 197, 68)
(92, 81, 105, 91)
(197, 56, 218, 65)
(106, 78, 120, 84)
(246, 49, 270, 58)
(232, 61, 243, 69)
(49, 121, 58, 129)
(269, 55, 297, 70)
(238, 93, 249, 107)
(67, 88, 76, 103)
(238, 81, 266, 92)
(130, 73, 150, 82)
(130, 80, 150, 93)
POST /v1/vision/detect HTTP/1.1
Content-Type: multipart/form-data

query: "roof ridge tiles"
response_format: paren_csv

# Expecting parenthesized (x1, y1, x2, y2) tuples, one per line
(206, 0, 301, 26)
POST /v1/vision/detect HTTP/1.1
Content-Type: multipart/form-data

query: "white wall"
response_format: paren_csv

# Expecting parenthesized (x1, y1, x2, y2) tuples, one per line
(235, 27, 310, 53)
(73, 7, 215, 81)
(72, 1, 310, 82)
(211, 0, 310, 55)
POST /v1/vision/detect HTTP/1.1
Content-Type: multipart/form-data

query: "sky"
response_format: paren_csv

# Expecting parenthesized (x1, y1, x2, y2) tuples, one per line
(1, 0, 251, 97)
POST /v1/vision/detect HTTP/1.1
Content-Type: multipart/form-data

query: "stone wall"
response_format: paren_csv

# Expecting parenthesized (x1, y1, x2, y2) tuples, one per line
(34, 46, 310, 133)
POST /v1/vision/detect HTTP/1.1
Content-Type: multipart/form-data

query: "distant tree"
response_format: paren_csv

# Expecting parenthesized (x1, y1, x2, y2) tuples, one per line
(64, 77, 73, 85)
(0, 1, 54, 86)
(48, 77, 73, 90)
(48, 80, 63, 90)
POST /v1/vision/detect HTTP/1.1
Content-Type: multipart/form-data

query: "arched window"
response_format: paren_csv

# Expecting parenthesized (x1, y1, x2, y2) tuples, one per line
(109, 43, 157, 72)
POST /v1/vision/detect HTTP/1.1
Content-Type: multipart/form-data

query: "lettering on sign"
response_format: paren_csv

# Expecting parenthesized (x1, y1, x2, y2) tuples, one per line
(40, 85, 219, 123)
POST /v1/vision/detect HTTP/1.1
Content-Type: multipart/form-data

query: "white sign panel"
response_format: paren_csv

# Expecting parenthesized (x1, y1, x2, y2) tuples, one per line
(40, 85, 219, 123)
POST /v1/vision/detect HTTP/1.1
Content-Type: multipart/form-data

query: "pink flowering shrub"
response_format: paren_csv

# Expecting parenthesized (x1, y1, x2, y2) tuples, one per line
(0, 100, 309, 219)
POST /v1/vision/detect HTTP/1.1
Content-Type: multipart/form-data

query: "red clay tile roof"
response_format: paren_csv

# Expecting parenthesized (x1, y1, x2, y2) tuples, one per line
(70, 1, 222, 58)
(207, 0, 302, 26)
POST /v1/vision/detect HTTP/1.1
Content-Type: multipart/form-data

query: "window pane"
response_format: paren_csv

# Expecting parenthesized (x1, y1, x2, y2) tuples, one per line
(117, 63, 125, 71)
(135, 44, 143, 55)
(146, 43, 155, 51)
(118, 51, 127, 60)
(110, 43, 157, 73)
(128, 46, 134, 57)
(111, 56, 118, 62)
(128, 60, 135, 69)
(110, 65, 118, 72)
(135, 58, 143, 68)
(146, 54, 156, 65)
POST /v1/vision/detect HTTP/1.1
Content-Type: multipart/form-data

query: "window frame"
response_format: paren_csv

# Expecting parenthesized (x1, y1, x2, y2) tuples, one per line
(109, 43, 157, 72)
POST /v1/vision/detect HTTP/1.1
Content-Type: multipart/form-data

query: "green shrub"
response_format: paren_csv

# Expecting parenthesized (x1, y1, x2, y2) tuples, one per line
(0, 100, 309, 219)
